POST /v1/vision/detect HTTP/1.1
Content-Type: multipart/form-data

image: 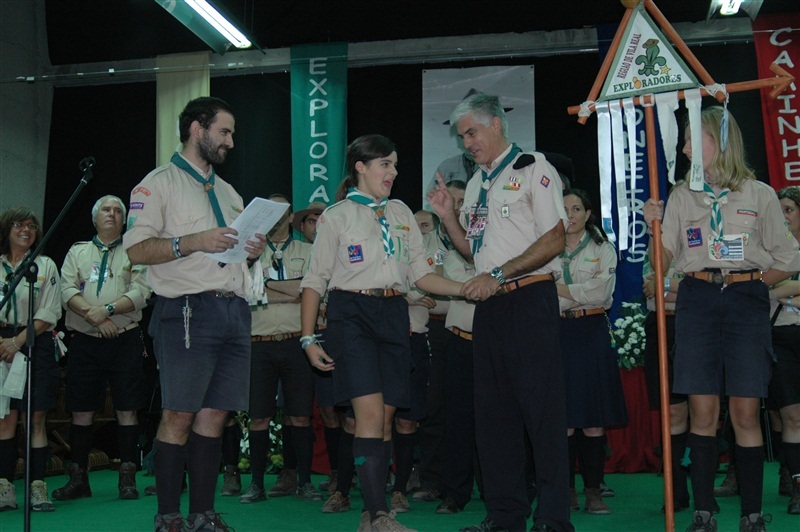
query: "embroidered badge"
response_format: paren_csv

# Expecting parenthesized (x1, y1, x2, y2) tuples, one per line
(686, 227, 703, 248)
(609, 267, 616, 274)
(232, 205, 243, 214)
(540, 175, 551, 188)
(130, 202, 144, 210)
(394, 225, 410, 231)
(127, 215, 137, 227)
(736, 209, 757, 217)
(503, 176, 522, 191)
(132, 186, 151, 196)
(49, 276, 56, 286)
(79, 280, 85, 292)
(348, 244, 364, 263)
(584, 257, 600, 262)
(741, 232, 750, 246)
(427, 257, 434, 266)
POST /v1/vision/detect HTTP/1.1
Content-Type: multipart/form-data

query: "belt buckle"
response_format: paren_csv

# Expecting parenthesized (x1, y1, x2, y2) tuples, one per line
(273, 333, 287, 341)
(711, 272, 725, 286)
(563, 310, 574, 318)
(367, 289, 382, 297)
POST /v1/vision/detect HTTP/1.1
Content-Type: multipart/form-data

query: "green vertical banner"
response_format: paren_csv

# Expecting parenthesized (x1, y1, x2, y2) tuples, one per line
(290, 43, 348, 212)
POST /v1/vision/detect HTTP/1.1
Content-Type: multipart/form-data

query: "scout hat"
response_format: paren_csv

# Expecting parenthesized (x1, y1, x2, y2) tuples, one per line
(291, 201, 327, 231)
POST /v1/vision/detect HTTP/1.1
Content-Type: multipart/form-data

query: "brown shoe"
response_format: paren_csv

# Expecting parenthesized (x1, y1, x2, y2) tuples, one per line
(569, 488, 579, 511)
(118, 462, 139, 499)
(584, 487, 611, 515)
(52, 463, 92, 500)
(220, 465, 241, 496)
(789, 477, 800, 515)
(714, 464, 738, 497)
(390, 491, 410, 512)
(371, 510, 418, 531)
(321, 490, 351, 513)
(268, 468, 297, 497)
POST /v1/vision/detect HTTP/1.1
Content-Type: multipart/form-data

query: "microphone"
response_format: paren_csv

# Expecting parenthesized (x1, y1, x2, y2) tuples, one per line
(79, 156, 96, 171)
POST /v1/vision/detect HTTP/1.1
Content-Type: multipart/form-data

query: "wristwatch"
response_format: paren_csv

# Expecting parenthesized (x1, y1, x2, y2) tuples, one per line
(489, 266, 506, 285)
(105, 303, 116, 316)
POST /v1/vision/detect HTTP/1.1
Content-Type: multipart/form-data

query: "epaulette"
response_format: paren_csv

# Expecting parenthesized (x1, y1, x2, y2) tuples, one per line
(512, 153, 537, 170)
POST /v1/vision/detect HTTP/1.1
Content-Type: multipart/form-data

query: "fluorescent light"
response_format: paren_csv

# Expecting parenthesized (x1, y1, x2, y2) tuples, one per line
(720, 0, 744, 16)
(186, 0, 251, 49)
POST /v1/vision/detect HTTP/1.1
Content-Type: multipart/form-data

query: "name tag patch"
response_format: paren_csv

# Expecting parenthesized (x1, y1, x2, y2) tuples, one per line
(686, 227, 703, 248)
(348, 244, 364, 263)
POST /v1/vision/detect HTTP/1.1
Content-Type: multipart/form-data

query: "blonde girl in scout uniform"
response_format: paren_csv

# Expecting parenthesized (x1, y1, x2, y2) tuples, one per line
(645, 107, 800, 532)
(0, 207, 62, 513)
(556, 189, 627, 516)
(300, 134, 463, 532)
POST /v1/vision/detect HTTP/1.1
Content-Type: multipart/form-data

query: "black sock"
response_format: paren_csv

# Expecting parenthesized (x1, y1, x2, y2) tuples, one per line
(154, 439, 186, 515)
(784, 442, 800, 477)
(671, 431, 689, 504)
(581, 435, 606, 489)
(186, 431, 222, 514)
(770, 430, 783, 464)
(293, 425, 314, 486)
(353, 437, 388, 519)
(248, 429, 269, 489)
(0, 437, 17, 481)
(324, 426, 341, 470)
(686, 433, 717, 513)
(736, 444, 764, 517)
(283, 424, 297, 470)
(117, 424, 140, 465)
(221, 423, 241, 467)
(337, 431, 355, 497)
(568, 433, 579, 489)
(69, 424, 93, 470)
(392, 432, 415, 494)
(30, 446, 50, 481)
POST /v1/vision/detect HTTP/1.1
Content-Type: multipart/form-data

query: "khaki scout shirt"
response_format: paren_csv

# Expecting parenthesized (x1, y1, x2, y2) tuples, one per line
(443, 248, 476, 333)
(251, 239, 311, 336)
(301, 199, 434, 296)
(661, 180, 800, 275)
(458, 146, 568, 277)
(61, 239, 151, 334)
(423, 231, 450, 317)
(0, 253, 61, 329)
(556, 235, 616, 313)
(122, 156, 250, 298)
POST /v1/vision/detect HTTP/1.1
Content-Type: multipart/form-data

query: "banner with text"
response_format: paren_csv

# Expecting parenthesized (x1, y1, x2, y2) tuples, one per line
(291, 43, 348, 214)
(753, 14, 800, 191)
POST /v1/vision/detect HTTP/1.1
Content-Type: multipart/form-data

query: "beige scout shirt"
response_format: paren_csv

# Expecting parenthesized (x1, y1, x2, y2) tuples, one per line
(443, 248, 476, 333)
(423, 231, 450, 317)
(661, 180, 800, 275)
(251, 239, 311, 336)
(122, 156, 250, 298)
(458, 146, 569, 277)
(406, 237, 437, 334)
(557, 235, 616, 313)
(61, 240, 151, 334)
(0, 254, 61, 329)
(301, 199, 434, 296)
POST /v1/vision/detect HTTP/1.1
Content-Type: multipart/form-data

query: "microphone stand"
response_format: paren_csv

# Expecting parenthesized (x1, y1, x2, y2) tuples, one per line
(0, 157, 94, 532)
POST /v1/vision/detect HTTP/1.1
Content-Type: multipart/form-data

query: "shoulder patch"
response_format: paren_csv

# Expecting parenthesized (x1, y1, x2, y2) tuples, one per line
(512, 154, 536, 170)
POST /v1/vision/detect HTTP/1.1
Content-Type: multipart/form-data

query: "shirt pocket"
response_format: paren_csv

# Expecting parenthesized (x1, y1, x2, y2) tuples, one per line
(489, 185, 532, 223)
(575, 258, 601, 283)
(389, 226, 412, 264)
(337, 231, 372, 271)
(681, 217, 708, 259)
(726, 213, 761, 251)
(166, 208, 209, 237)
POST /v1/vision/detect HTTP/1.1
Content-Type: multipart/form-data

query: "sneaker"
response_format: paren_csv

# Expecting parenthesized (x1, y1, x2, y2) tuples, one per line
(51, 462, 92, 500)
(30, 480, 54, 512)
(185, 510, 234, 531)
(738, 513, 771, 532)
(239, 483, 266, 504)
(584, 487, 611, 515)
(0, 478, 18, 511)
(371, 510, 417, 532)
(119, 461, 139, 500)
(296, 481, 323, 501)
(268, 468, 297, 497)
(459, 517, 510, 532)
(411, 487, 440, 502)
(321, 490, 351, 513)
(714, 465, 738, 497)
(686, 511, 718, 532)
(319, 469, 337, 494)
(390, 491, 410, 512)
(599, 481, 615, 497)
(220, 465, 241, 496)
(154, 512, 184, 532)
(357, 510, 371, 532)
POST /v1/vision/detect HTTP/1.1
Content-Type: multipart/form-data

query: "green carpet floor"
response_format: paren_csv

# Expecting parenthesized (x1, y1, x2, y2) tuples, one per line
(1, 462, 797, 531)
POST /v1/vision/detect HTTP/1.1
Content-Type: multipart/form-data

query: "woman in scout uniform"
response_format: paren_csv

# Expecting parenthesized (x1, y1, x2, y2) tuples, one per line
(644, 107, 800, 532)
(300, 134, 463, 532)
(556, 188, 627, 516)
(768, 186, 800, 515)
(0, 207, 62, 512)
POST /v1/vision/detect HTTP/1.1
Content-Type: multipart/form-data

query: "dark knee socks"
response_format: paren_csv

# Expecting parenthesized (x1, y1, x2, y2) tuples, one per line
(248, 429, 269, 489)
(30, 446, 50, 481)
(117, 424, 140, 465)
(337, 430, 355, 497)
(736, 444, 764, 517)
(686, 433, 717, 513)
(221, 423, 241, 467)
(672, 431, 689, 504)
(581, 434, 606, 489)
(0, 437, 18, 481)
(293, 425, 314, 486)
(154, 439, 187, 515)
(568, 433, 579, 489)
(353, 437, 388, 519)
(785, 442, 800, 477)
(186, 431, 222, 514)
(69, 424, 93, 470)
(392, 432, 415, 494)
(324, 426, 341, 470)
(282, 425, 297, 470)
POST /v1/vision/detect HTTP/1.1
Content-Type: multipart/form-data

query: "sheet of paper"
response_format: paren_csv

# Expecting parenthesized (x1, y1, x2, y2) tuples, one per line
(206, 197, 289, 263)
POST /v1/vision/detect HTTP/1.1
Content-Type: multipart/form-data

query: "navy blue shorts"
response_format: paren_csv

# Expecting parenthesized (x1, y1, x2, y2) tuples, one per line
(395, 331, 431, 421)
(65, 327, 147, 412)
(1, 328, 59, 412)
(324, 290, 411, 407)
(248, 337, 315, 419)
(314, 329, 336, 408)
(673, 276, 772, 398)
(149, 292, 251, 413)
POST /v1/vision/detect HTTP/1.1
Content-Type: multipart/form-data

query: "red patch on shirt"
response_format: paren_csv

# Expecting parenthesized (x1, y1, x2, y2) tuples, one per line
(427, 257, 434, 266)
(132, 186, 151, 196)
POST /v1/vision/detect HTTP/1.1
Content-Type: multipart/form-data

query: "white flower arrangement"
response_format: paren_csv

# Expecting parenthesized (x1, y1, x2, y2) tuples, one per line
(613, 300, 648, 370)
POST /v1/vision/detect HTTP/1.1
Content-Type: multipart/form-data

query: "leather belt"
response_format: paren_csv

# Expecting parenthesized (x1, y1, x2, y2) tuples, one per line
(561, 307, 606, 319)
(450, 326, 473, 341)
(429, 314, 446, 321)
(208, 290, 237, 298)
(687, 270, 762, 287)
(83, 323, 139, 338)
(664, 309, 676, 316)
(0, 322, 19, 329)
(498, 273, 555, 296)
(251, 331, 302, 343)
(343, 288, 403, 298)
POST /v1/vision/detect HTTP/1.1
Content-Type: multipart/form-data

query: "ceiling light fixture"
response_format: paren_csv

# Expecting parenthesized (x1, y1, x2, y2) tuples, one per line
(720, 0, 744, 16)
(155, 0, 252, 54)
(185, 0, 251, 48)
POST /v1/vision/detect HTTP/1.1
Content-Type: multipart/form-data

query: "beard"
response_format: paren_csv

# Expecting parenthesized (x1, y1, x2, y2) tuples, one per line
(198, 130, 228, 165)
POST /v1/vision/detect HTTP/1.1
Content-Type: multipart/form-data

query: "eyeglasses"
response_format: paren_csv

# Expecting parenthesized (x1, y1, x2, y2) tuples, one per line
(11, 221, 39, 231)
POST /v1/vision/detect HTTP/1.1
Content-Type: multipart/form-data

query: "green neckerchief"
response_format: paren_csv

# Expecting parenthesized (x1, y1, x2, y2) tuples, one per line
(91, 235, 123, 297)
(560, 231, 592, 285)
(2, 261, 18, 329)
(346, 188, 395, 259)
(267, 238, 292, 280)
(703, 182, 730, 243)
(170, 152, 226, 228)
(472, 144, 522, 255)
(436, 226, 452, 251)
